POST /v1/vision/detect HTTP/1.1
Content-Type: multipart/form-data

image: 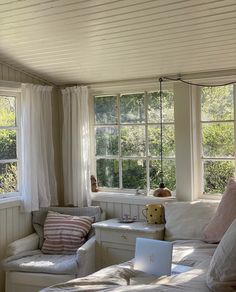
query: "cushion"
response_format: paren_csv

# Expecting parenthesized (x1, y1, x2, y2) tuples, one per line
(202, 177, 236, 243)
(41, 211, 94, 254)
(6, 233, 39, 257)
(164, 201, 218, 241)
(32, 206, 102, 248)
(3, 250, 78, 275)
(206, 219, 236, 292)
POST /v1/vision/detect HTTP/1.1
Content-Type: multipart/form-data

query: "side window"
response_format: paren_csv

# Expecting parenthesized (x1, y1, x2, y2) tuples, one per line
(201, 85, 235, 194)
(0, 92, 19, 196)
(93, 90, 175, 193)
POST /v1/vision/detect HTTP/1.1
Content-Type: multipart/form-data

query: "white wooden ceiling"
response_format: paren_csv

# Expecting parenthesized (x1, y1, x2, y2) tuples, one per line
(0, 0, 236, 85)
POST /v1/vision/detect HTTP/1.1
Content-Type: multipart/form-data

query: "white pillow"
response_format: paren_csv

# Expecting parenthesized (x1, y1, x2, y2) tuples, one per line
(164, 202, 218, 241)
(6, 233, 39, 257)
(206, 219, 236, 292)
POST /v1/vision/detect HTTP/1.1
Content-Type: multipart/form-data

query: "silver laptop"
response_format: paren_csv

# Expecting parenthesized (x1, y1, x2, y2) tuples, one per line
(134, 237, 173, 277)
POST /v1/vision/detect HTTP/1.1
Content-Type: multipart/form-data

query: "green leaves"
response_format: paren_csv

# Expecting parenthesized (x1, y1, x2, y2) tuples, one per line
(0, 130, 17, 160)
(0, 96, 17, 194)
(96, 127, 118, 156)
(121, 126, 145, 156)
(204, 161, 234, 194)
(201, 86, 233, 121)
(201, 85, 235, 194)
(96, 159, 119, 188)
(120, 93, 145, 123)
(202, 123, 234, 157)
(94, 96, 117, 124)
(94, 91, 175, 190)
(0, 163, 17, 193)
(0, 96, 16, 127)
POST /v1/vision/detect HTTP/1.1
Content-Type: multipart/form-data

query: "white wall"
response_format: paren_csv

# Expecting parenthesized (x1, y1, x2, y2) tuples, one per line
(0, 62, 49, 292)
(0, 200, 32, 291)
(174, 82, 195, 200)
(0, 62, 47, 84)
(92, 193, 175, 219)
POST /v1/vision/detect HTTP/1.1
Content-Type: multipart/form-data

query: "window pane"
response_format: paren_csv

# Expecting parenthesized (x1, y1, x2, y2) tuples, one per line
(201, 86, 233, 121)
(97, 159, 119, 188)
(121, 125, 145, 156)
(204, 160, 235, 194)
(0, 96, 16, 127)
(202, 123, 234, 157)
(148, 90, 174, 123)
(120, 94, 145, 123)
(149, 160, 176, 190)
(0, 162, 17, 194)
(0, 130, 17, 159)
(94, 96, 116, 124)
(122, 159, 146, 189)
(148, 125, 175, 157)
(96, 127, 118, 156)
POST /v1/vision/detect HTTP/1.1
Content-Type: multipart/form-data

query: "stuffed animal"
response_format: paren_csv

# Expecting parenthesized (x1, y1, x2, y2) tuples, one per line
(91, 175, 99, 192)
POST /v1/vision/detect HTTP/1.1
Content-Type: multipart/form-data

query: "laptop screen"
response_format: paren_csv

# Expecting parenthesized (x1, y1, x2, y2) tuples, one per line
(134, 238, 173, 277)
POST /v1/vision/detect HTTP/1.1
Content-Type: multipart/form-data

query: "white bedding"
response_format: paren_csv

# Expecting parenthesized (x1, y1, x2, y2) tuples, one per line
(40, 240, 219, 292)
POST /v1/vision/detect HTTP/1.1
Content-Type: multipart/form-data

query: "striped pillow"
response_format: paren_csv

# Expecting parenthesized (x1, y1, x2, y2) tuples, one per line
(41, 211, 94, 254)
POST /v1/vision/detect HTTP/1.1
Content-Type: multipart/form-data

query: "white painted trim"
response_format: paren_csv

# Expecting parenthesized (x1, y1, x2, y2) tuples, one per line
(89, 79, 173, 95)
(85, 69, 236, 95)
(199, 195, 221, 201)
(0, 196, 21, 210)
(92, 192, 176, 205)
(174, 82, 194, 201)
(0, 61, 55, 86)
(0, 81, 21, 91)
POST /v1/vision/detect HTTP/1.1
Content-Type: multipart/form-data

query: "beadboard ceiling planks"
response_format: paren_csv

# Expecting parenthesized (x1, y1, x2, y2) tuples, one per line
(0, 0, 235, 84)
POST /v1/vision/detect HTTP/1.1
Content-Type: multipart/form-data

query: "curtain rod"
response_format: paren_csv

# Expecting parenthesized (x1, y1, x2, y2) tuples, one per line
(62, 68, 236, 89)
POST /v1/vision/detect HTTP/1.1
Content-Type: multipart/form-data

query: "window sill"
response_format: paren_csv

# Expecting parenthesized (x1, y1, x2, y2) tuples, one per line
(199, 195, 221, 202)
(0, 196, 22, 209)
(91, 191, 176, 205)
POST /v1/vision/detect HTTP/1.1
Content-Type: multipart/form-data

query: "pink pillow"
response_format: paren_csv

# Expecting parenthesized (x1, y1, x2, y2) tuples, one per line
(42, 211, 94, 254)
(202, 178, 236, 243)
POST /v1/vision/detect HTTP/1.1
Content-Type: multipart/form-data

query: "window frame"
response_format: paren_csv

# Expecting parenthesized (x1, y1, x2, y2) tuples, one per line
(196, 84, 236, 197)
(0, 89, 21, 198)
(91, 87, 175, 194)
(90, 79, 235, 201)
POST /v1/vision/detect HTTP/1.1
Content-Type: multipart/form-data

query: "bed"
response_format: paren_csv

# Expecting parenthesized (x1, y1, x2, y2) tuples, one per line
(40, 239, 218, 292)
(42, 199, 236, 292)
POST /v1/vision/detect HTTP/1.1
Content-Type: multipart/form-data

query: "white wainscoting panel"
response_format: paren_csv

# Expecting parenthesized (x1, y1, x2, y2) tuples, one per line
(0, 62, 48, 85)
(92, 192, 176, 220)
(92, 200, 151, 220)
(0, 201, 33, 292)
(0, 62, 49, 292)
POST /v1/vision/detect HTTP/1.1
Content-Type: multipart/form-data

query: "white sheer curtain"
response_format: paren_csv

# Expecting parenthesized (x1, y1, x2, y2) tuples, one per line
(61, 86, 91, 207)
(21, 84, 58, 212)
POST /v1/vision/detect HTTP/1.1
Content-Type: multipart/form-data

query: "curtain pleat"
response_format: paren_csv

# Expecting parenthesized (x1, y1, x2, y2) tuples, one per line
(21, 84, 58, 212)
(61, 86, 91, 207)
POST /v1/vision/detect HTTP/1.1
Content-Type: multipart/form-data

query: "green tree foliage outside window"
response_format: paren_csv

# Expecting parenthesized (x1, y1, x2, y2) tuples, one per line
(94, 91, 176, 191)
(0, 96, 18, 194)
(201, 86, 235, 194)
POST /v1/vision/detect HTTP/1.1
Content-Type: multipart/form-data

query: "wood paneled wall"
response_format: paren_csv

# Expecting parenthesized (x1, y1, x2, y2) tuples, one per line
(92, 200, 147, 221)
(0, 62, 47, 84)
(0, 62, 49, 291)
(0, 202, 32, 290)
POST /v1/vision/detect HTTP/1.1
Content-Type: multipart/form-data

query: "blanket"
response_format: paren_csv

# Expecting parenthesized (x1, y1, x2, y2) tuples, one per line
(40, 240, 218, 292)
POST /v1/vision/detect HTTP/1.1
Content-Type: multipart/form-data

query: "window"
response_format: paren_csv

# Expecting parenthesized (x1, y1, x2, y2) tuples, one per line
(201, 85, 235, 194)
(93, 90, 175, 193)
(0, 91, 20, 196)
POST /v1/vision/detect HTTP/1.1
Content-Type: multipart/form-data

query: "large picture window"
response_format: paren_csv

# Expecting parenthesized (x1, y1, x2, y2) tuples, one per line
(0, 92, 19, 196)
(201, 85, 235, 194)
(93, 90, 175, 193)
